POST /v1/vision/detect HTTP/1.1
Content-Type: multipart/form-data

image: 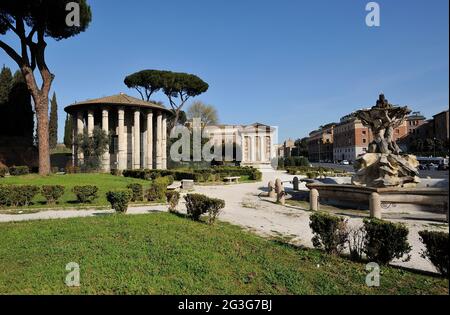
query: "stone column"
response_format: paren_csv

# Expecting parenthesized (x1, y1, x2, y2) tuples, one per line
(162, 114, 167, 169)
(250, 136, 256, 162)
(369, 192, 382, 219)
(117, 107, 126, 170)
(77, 111, 84, 163)
(260, 136, 265, 162)
(156, 112, 163, 169)
(102, 109, 110, 172)
(146, 111, 153, 169)
(133, 109, 141, 170)
(87, 110, 94, 136)
(310, 189, 319, 211)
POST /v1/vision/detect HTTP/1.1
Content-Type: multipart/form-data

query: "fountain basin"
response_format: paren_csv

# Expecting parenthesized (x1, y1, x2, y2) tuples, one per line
(305, 182, 449, 222)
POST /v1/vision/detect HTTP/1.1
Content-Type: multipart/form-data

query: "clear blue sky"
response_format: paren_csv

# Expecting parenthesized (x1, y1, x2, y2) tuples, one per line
(1, 0, 448, 143)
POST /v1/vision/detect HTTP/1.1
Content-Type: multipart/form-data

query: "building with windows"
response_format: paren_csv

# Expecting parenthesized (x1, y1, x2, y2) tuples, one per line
(307, 123, 335, 162)
(65, 93, 171, 172)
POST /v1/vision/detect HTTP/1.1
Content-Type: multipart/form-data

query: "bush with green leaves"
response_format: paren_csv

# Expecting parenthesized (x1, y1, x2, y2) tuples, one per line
(41, 185, 65, 205)
(8, 185, 39, 207)
(147, 176, 172, 202)
(309, 212, 349, 255)
(72, 185, 99, 203)
(184, 193, 225, 223)
(206, 197, 225, 225)
(8, 166, 29, 176)
(0, 185, 12, 207)
(106, 190, 133, 213)
(363, 219, 411, 264)
(0, 165, 8, 177)
(126, 183, 144, 202)
(166, 191, 180, 213)
(419, 230, 449, 277)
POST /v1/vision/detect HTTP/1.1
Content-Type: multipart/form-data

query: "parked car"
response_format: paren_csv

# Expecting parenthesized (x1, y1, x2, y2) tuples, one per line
(341, 160, 350, 165)
(438, 164, 448, 171)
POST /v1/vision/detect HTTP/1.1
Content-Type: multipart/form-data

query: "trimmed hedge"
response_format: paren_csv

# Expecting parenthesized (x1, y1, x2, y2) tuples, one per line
(184, 193, 226, 223)
(106, 189, 133, 213)
(363, 219, 411, 265)
(0, 185, 39, 207)
(419, 230, 449, 277)
(147, 176, 172, 202)
(8, 166, 30, 176)
(41, 185, 65, 205)
(309, 212, 348, 255)
(126, 183, 144, 202)
(72, 185, 99, 203)
(122, 166, 262, 183)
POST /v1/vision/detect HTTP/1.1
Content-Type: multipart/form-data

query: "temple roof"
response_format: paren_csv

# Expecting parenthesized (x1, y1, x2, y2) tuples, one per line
(64, 93, 172, 114)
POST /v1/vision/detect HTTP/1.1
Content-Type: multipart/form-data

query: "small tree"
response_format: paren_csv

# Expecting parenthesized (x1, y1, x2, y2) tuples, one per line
(0, 65, 12, 104)
(49, 92, 58, 149)
(187, 101, 219, 125)
(64, 114, 73, 149)
(77, 127, 109, 172)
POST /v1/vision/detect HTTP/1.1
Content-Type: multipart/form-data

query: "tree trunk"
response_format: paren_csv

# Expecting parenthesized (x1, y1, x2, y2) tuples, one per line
(22, 66, 51, 176)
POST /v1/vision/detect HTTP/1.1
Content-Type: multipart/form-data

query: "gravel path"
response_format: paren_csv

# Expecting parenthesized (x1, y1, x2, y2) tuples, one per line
(1, 170, 448, 274)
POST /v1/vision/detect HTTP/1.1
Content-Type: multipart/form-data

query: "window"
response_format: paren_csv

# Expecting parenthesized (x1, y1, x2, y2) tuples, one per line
(362, 130, 367, 135)
(363, 139, 367, 144)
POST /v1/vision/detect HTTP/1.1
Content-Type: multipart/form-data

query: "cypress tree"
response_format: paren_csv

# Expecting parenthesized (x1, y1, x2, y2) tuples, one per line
(0, 65, 12, 105)
(9, 71, 34, 144)
(64, 114, 73, 149)
(49, 92, 58, 149)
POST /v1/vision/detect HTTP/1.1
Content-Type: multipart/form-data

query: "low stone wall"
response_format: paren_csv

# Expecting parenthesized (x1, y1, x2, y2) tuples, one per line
(306, 183, 449, 221)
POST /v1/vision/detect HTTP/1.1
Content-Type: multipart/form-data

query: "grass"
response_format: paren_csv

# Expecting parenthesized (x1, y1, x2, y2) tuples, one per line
(0, 213, 447, 295)
(0, 173, 157, 212)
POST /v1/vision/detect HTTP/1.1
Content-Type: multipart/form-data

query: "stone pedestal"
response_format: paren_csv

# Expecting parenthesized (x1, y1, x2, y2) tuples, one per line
(352, 153, 420, 188)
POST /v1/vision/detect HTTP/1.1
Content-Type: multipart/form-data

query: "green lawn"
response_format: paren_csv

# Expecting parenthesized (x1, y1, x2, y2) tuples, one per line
(0, 213, 447, 295)
(0, 174, 155, 211)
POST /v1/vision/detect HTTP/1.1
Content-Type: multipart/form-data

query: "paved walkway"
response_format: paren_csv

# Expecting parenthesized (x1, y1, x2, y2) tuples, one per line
(1, 170, 448, 274)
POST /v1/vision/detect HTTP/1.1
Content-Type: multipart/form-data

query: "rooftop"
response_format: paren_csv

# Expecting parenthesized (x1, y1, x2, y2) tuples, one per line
(64, 93, 172, 114)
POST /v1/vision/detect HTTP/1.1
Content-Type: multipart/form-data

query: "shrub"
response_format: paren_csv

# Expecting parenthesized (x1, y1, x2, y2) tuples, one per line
(65, 165, 80, 174)
(419, 230, 449, 277)
(8, 185, 40, 207)
(110, 169, 122, 176)
(72, 185, 99, 203)
(184, 193, 226, 223)
(0, 165, 8, 177)
(309, 212, 348, 255)
(106, 189, 132, 213)
(0, 185, 12, 207)
(184, 194, 210, 221)
(126, 183, 144, 202)
(41, 185, 65, 205)
(147, 176, 172, 202)
(206, 197, 225, 225)
(348, 226, 366, 261)
(363, 219, 411, 264)
(166, 191, 180, 213)
(9, 166, 30, 176)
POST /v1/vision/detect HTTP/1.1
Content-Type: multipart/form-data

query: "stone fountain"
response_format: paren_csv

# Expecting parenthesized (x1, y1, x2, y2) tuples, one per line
(305, 94, 448, 221)
(351, 94, 420, 188)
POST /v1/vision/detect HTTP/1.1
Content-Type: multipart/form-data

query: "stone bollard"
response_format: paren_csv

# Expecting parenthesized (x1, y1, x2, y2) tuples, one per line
(293, 177, 299, 191)
(278, 191, 286, 205)
(268, 181, 276, 198)
(369, 192, 382, 219)
(310, 189, 319, 211)
(275, 178, 283, 194)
